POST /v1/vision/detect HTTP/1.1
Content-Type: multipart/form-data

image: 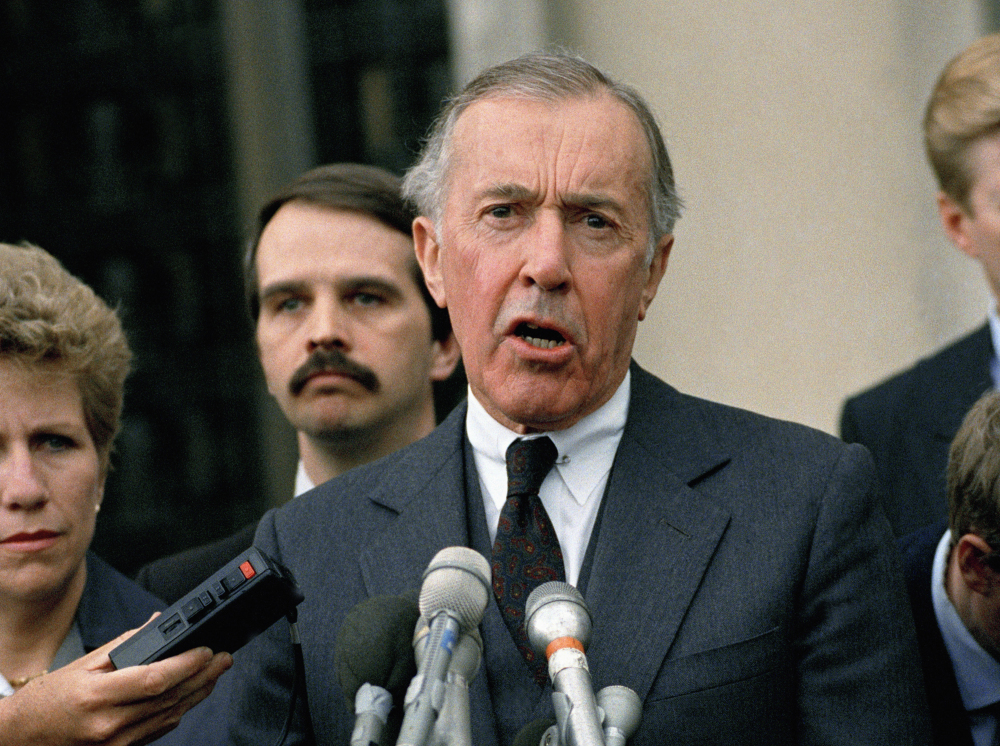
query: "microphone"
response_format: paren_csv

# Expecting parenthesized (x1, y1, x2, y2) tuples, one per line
(512, 718, 558, 746)
(351, 683, 393, 746)
(525, 581, 604, 746)
(595, 685, 642, 746)
(334, 594, 421, 746)
(413, 617, 483, 746)
(396, 547, 491, 746)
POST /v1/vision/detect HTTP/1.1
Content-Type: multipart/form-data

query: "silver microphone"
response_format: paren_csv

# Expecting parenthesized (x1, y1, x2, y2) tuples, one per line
(595, 685, 641, 746)
(526, 582, 605, 746)
(396, 547, 491, 746)
(350, 683, 393, 746)
(413, 618, 483, 746)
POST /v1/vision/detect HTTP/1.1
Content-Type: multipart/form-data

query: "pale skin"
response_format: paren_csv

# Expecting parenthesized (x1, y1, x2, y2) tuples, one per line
(0, 624, 231, 746)
(0, 361, 232, 744)
(255, 203, 460, 484)
(937, 130, 1000, 304)
(414, 91, 671, 434)
(946, 533, 1000, 660)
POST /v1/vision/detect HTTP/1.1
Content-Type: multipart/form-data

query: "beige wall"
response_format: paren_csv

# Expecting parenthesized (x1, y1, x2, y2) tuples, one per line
(452, 0, 989, 434)
(550, 1, 990, 434)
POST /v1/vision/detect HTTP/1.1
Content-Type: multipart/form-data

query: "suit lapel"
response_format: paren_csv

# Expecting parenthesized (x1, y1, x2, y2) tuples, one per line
(354, 406, 502, 746)
(921, 324, 993, 441)
(358, 404, 472, 597)
(584, 365, 732, 700)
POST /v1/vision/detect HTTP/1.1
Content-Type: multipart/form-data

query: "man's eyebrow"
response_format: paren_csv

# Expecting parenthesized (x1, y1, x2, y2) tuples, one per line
(258, 280, 308, 303)
(475, 184, 627, 216)
(476, 183, 536, 202)
(340, 276, 405, 298)
(562, 192, 627, 215)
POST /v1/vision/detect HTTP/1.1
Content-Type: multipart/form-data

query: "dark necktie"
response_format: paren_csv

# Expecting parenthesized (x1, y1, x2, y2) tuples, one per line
(491, 436, 564, 685)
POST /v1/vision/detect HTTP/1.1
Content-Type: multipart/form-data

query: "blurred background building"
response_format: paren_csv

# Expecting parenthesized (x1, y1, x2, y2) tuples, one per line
(1, 0, 997, 573)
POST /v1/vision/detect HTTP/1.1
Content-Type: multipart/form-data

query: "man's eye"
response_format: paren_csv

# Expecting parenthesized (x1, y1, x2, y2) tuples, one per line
(489, 205, 513, 219)
(584, 214, 609, 229)
(353, 292, 382, 307)
(277, 297, 304, 313)
(38, 434, 74, 452)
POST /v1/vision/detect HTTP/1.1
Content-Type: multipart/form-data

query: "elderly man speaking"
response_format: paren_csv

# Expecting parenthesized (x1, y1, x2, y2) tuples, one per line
(228, 52, 930, 746)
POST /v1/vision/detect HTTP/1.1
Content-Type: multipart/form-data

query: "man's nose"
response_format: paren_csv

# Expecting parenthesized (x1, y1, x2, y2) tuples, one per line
(306, 296, 353, 351)
(0, 446, 48, 511)
(520, 213, 572, 291)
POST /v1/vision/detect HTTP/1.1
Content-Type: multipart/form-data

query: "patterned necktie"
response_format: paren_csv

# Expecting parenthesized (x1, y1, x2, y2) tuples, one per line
(491, 436, 564, 685)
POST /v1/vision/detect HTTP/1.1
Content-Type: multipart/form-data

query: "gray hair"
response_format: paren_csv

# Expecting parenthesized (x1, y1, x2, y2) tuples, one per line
(401, 51, 682, 261)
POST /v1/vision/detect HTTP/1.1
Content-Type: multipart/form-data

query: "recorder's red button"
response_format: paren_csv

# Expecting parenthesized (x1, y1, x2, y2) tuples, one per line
(239, 561, 256, 580)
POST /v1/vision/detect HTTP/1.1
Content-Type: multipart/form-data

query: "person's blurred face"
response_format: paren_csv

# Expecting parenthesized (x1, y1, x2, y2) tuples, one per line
(0, 360, 102, 605)
(939, 131, 1000, 303)
(414, 92, 671, 433)
(255, 202, 457, 444)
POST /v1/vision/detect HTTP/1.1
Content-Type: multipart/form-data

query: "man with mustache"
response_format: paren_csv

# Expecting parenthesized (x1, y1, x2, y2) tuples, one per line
(227, 53, 930, 745)
(135, 163, 461, 602)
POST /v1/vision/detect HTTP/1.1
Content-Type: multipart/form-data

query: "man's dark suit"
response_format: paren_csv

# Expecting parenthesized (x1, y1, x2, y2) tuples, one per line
(840, 324, 993, 537)
(135, 523, 257, 603)
(228, 364, 930, 745)
(899, 522, 974, 746)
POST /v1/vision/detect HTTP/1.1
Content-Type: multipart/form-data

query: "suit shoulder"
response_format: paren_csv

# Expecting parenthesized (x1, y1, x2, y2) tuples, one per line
(844, 324, 991, 413)
(631, 365, 857, 466)
(270, 404, 467, 530)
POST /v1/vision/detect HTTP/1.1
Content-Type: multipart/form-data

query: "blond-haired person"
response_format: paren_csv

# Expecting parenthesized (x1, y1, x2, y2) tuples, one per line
(842, 34, 1000, 537)
(0, 243, 230, 744)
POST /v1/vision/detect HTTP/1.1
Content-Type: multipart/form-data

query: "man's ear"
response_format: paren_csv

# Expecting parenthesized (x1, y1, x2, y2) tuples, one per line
(956, 533, 998, 595)
(414, 216, 447, 307)
(429, 332, 461, 383)
(638, 234, 673, 321)
(938, 192, 977, 259)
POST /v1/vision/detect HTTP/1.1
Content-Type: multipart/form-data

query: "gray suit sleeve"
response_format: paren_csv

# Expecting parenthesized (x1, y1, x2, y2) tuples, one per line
(794, 444, 931, 745)
(226, 510, 313, 746)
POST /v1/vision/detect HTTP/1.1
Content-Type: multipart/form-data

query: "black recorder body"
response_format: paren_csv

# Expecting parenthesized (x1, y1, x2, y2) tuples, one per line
(110, 547, 304, 669)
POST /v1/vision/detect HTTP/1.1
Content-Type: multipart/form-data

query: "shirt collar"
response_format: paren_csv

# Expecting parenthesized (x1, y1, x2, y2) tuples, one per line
(932, 528, 1000, 711)
(294, 460, 315, 497)
(988, 302, 1000, 388)
(465, 370, 630, 507)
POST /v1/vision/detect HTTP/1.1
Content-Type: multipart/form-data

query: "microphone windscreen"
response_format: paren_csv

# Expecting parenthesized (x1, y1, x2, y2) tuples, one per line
(419, 547, 491, 630)
(512, 718, 557, 746)
(335, 593, 421, 705)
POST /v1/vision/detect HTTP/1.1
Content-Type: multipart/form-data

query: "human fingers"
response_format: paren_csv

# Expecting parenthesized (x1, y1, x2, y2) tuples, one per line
(65, 613, 163, 675)
(129, 657, 233, 746)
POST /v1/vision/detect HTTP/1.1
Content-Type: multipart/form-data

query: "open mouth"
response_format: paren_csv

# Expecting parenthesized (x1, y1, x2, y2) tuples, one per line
(515, 322, 567, 350)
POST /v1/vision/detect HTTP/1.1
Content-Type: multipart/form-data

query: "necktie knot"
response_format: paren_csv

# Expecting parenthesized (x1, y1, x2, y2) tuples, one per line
(505, 437, 558, 498)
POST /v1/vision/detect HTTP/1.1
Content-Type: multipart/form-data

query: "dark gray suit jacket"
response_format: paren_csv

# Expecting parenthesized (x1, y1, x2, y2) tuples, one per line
(228, 364, 930, 745)
(840, 324, 993, 537)
(899, 522, 975, 746)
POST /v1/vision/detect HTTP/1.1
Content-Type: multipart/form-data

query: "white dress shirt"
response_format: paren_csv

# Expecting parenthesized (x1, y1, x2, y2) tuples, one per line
(466, 370, 630, 587)
(932, 529, 1000, 746)
(293, 460, 315, 498)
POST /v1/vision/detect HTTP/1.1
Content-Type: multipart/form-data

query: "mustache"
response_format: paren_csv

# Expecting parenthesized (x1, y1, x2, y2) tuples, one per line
(288, 348, 380, 395)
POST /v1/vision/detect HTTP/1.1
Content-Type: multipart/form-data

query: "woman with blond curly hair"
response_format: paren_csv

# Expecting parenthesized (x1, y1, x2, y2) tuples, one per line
(0, 243, 230, 744)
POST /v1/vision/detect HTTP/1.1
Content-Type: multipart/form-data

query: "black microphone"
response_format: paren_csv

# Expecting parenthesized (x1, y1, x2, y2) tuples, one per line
(512, 718, 558, 746)
(396, 547, 491, 746)
(334, 594, 421, 746)
(525, 581, 605, 746)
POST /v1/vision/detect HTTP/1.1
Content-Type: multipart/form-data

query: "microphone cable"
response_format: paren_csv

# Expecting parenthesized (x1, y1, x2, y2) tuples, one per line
(274, 608, 316, 746)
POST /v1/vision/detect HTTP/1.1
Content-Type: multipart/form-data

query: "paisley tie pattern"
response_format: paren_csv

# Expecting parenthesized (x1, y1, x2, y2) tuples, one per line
(491, 436, 563, 685)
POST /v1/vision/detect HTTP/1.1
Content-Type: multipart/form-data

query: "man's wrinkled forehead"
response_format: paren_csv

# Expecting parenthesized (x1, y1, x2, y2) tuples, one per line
(443, 93, 654, 211)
